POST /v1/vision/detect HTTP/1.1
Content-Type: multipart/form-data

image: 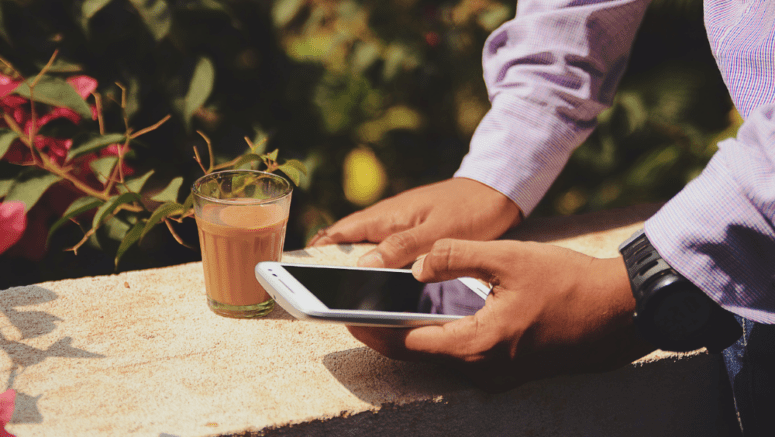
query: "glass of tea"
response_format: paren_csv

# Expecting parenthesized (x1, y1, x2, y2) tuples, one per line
(192, 170, 292, 318)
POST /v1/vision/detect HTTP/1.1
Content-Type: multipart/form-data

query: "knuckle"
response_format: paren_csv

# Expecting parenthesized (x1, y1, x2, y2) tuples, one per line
(383, 232, 420, 257)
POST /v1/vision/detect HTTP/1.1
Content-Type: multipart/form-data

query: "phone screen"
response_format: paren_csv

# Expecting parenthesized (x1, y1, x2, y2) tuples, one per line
(284, 266, 485, 316)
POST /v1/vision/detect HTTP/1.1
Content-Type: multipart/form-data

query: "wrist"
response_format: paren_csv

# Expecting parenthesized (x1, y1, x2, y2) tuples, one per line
(618, 230, 741, 353)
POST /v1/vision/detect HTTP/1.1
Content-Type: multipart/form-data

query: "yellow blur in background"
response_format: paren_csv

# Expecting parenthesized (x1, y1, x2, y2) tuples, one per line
(343, 147, 388, 206)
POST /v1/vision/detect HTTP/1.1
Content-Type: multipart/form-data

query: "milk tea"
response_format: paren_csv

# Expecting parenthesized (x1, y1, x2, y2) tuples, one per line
(196, 202, 287, 308)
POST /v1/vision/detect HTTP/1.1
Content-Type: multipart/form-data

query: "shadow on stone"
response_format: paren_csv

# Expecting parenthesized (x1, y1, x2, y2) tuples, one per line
(321, 347, 469, 406)
(0, 285, 106, 425)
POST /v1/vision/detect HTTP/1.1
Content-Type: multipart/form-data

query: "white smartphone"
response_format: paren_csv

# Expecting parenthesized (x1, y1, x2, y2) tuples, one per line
(255, 262, 491, 327)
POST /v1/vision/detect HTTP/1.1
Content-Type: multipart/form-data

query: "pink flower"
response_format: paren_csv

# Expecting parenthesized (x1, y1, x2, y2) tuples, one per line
(0, 389, 16, 437)
(0, 75, 19, 99)
(0, 202, 26, 255)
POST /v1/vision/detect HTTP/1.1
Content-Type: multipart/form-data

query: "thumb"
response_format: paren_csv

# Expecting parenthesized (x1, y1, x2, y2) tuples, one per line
(412, 239, 497, 284)
(357, 226, 432, 269)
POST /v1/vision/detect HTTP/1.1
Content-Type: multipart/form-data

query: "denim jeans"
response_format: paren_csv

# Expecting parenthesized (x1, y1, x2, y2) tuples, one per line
(722, 316, 775, 436)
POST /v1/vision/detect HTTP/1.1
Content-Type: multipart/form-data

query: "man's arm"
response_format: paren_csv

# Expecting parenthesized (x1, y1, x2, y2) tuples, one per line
(312, 0, 651, 268)
(646, 103, 775, 323)
(456, 0, 651, 216)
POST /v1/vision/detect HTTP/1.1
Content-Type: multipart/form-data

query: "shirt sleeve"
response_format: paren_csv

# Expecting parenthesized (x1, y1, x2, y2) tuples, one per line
(645, 103, 775, 324)
(454, 0, 651, 216)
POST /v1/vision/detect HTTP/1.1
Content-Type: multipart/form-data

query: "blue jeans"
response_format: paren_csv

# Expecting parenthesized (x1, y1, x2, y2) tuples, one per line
(722, 316, 775, 436)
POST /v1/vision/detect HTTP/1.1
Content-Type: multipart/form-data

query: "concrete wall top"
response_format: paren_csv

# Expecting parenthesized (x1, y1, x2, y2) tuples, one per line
(0, 204, 740, 436)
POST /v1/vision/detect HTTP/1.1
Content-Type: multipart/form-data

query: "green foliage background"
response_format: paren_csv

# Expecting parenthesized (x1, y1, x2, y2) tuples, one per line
(0, 0, 736, 288)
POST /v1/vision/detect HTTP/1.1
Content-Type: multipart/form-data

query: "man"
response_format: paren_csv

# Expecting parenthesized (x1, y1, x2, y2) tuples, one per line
(310, 0, 774, 433)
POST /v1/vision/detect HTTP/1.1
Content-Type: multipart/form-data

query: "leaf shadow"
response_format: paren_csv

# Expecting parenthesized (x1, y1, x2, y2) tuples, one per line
(0, 285, 106, 424)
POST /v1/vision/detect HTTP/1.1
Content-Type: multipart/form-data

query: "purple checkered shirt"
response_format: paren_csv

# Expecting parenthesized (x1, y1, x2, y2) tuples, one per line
(455, 0, 775, 323)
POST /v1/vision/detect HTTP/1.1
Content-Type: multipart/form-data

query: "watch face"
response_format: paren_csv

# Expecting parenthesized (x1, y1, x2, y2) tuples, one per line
(653, 290, 712, 341)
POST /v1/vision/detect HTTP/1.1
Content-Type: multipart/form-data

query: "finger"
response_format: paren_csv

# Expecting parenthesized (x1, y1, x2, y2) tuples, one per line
(347, 316, 479, 362)
(308, 209, 411, 247)
(358, 225, 435, 268)
(307, 211, 373, 247)
(413, 239, 498, 284)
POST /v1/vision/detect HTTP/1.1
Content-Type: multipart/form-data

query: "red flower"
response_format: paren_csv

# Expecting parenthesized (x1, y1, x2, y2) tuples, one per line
(0, 389, 16, 437)
(0, 202, 26, 255)
(0, 73, 133, 258)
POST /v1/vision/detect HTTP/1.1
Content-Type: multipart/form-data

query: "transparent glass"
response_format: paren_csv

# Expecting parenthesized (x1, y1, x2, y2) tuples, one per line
(192, 170, 292, 318)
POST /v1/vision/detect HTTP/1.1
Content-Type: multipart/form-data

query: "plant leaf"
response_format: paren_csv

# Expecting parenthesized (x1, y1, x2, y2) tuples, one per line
(280, 158, 307, 174)
(277, 162, 307, 186)
(48, 196, 103, 242)
(5, 172, 62, 212)
(115, 221, 144, 268)
(272, 0, 305, 27)
(150, 176, 183, 203)
(81, 0, 114, 33)
(266, 149, 279, 161)
(0, 129, 18, 160)
(68, 133, 126, 160)
(92, 192, 142, 229)
(181, 192, 194, 212)
(13, 77, 92, 119)
(119, 170, 154, 194)
(0, 179, 13, 198)
(90, 156, 118, 184)
(183, 57, 215, 131)
(231, 153, 264, 170)
(141, 202, 184, 241)
(128, 0, 172, 41)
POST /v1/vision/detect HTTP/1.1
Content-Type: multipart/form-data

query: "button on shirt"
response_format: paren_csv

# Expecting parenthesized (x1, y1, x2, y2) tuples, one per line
(455, 0, 775, 323)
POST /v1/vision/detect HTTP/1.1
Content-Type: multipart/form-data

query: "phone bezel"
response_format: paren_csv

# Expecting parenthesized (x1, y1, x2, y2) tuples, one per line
(255, 262, 490, 327)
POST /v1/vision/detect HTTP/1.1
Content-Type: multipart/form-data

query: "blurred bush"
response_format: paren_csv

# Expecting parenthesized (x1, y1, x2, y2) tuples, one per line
(0, 0, 735, 287)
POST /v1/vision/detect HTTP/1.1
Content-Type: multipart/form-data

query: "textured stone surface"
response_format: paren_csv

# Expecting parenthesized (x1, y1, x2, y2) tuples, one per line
(0, 204, 739, 436)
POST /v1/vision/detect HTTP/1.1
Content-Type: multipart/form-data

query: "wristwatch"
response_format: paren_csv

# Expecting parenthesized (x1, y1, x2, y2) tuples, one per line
(618, 229, 742, 353)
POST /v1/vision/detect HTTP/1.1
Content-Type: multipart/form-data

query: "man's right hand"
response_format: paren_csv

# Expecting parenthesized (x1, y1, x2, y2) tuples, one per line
(308, 178, 522, 268)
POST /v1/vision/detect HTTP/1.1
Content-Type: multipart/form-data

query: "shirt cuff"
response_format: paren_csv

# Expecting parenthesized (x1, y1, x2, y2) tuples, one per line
(454, 93, 594, 216)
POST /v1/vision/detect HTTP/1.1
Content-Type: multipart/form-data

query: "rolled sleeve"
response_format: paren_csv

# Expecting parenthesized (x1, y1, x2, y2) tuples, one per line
(456, 0, 651, 215)
(646, 103, 775, 323)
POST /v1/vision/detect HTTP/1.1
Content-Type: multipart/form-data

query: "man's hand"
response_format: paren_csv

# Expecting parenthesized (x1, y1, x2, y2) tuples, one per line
(308, 178, 522, 268)
(347, 239, 655, 393)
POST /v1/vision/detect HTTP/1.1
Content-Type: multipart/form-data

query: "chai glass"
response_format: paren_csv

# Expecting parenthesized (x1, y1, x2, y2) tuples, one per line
(192, 170, 292, 318)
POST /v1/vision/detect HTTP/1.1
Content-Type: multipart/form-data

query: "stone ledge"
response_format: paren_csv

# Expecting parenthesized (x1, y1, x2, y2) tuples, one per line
(0, 204, 740, 436)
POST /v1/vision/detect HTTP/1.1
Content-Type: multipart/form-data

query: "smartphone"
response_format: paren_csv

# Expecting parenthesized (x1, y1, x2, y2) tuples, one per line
(255, 262, 491, 327)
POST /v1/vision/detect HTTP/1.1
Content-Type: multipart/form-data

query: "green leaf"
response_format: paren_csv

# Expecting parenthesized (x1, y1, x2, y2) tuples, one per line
(278, 163, 307, 186)
(119, 170, 154, 194)
(181, 192, 194, 212)
(0, 179, 14, 199)
(48, 196, 103, 242)
(150, 176, 183, 203)
(92, 192, 142, 229)
(231, 153, 264, 170)
(13, 77, 92, 119)
(277, 160, 307, 186)
(68, 133, 126, 160)
(90, 156, 118, 183)
(81, 0, 114, 33)
(115, 221, 144, 268)
(141, 202, 184, 241)
(128, 0, 172, 41)
(0, 129, 18, 160)
(280, 158, 307, 174)
(266, 149, 279, 161)
(184, 57, 215, 131)
(5, 172, 62, 212)
(272, 0, 305, 27)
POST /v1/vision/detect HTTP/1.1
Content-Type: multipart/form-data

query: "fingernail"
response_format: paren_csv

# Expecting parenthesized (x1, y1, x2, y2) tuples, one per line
(358, 251, 384, 268)
(411, 258, 424, 277)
